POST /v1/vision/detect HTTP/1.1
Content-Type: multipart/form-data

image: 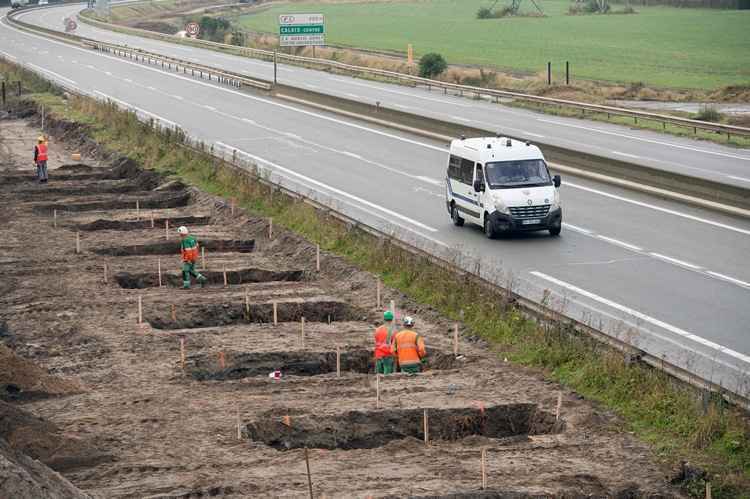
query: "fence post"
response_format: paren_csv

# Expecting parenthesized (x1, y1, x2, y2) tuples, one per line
(547, 62, 551, 85)
(1, 81, 5, 107)
(565, 61, 569, 85)
(17, 81, 21, 96)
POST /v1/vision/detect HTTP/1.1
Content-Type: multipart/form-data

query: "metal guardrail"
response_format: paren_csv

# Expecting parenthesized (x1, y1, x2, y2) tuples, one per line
(6, 7, 271, 91)
(77, 10, 750, 140)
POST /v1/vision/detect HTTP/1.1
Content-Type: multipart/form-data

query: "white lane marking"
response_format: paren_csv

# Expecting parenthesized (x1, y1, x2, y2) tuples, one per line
(416, 176, 442, 186)
(216, 141, 439, 233)
(0, 50, 17, 60)
(0, 21, 445, 154)
(561, 223, 593, 235)
(393, 103, 413, 110)
(342, 151, 362, 160)
(304, 84, 319, 89)
(728, 175, 750, 183)
(706, 271, 750, 289)
(565, 181, 750, 237)
(330, 76, 471, 107)
(172, 95, 184, 100)
(345, 93, 360, 99)
(26, 62, 76, 86)
(123, 78, 132, 83)
(530, 270, 750, 364)
(649, 252, 702, 270)
(612, 150, 640, 159)
(597, 235, 643, 252)
(104, 71, 112, 76)
(537, 117, 750, 162)
(452, 115, 471, 122)
(523, 131, 545, 138)
(203, 105, 216, 111)
(93, 90, 177, 128)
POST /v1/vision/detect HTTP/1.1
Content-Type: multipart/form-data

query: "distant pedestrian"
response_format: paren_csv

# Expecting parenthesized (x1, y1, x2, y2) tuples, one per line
(373, 310, 397, 375)
(177, 226, 207, 289)
(33, 136, 48, 183)
(393, 316, 427, 374)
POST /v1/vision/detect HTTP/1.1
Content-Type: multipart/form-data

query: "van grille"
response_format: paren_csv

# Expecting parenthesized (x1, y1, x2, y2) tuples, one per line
(509, 204, 550, 219)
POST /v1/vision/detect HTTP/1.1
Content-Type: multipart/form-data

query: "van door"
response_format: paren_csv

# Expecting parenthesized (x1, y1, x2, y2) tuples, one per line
(474, 163, 487, 221)
(448, 155, 481, 224)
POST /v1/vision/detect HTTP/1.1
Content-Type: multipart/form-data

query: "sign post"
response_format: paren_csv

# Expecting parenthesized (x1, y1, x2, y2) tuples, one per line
(278, 13, 325, 48)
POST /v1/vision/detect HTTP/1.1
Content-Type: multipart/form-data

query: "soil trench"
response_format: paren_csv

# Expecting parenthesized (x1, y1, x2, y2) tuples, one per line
(147, 299, 359, 329)
(77, 215, 211, 231)
(115, 268, 304, 289)
(32, 190, 190, 213)
(93, 239, 256, 257)
(188, 349, 464, 380)
(245, 404, 556, 450)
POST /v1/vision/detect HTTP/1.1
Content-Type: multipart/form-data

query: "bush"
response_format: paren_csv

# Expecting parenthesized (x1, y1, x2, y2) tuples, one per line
(230, 30, 245, 47)
(695, 106, 723, 123)
(476, 5, 514, 18)
(198, 16, 231, 43)
(476, 6, 493, 18)
(419, 53, 448, 79)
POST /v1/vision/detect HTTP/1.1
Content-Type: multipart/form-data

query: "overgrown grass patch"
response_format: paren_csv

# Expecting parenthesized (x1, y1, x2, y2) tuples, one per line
(2, 58, 748, 497)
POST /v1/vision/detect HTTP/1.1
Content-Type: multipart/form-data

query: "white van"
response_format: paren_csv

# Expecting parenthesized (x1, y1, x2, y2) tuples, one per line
(445, 136, 562, 238)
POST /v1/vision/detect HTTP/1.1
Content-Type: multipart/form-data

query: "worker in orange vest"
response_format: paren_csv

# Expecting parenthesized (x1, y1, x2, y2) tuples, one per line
(373, 310, 397, 375)
(393, 316, 427, 374)
(33, 135, 49, 183)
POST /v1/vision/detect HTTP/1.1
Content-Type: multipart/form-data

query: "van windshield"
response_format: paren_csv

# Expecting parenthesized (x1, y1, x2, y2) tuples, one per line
(484, 159, 551, 189)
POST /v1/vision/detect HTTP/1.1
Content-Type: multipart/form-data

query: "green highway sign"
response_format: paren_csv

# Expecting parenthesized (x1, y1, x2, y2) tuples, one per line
(279, 13, 325, 47)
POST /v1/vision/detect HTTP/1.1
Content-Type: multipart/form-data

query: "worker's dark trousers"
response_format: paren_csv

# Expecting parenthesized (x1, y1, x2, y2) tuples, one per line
(36, 161, 48, 182)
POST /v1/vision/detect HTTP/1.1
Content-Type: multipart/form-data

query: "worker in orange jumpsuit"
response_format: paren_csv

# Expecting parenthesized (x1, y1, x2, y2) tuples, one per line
(393, 316, 427, 374)
(373, 310, 397, 374)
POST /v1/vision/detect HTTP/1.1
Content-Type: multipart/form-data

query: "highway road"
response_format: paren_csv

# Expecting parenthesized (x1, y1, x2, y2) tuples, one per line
(17, 2, 750, 188)
(1, 4, 748, 398)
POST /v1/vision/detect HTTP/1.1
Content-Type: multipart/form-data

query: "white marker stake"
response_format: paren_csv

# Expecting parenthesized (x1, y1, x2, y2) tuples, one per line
(268, 218, 273, 239)
(336, 345, 341, 378)
(245, 289, 250, 318)
(136, 200, 140, 221)
(223, 265, 228, 287)
(706, 482, 712, 499)
(75, 231, 80, 254)
(165, 219, 169, 240)
(230, 198, 235, 216)
(236, 404, 242, 440)
(273, 302, 278, 326)
(390, 300, 396, 321)
(423, 409, 429, 445)
(453, 323, 459, 356)
(315, 244, 320, 272)
(151, 212, 155, 228)
(158, 258, 162, 287)
(301, 317, 305, 347)
(103, 263, 108, 284)
(201, 247, 206, 270)
(376, 281, 381, 309)
(180, 338, 185, 371)
(53, 209, 57, 228)
(555, 392, 562, 422)
(376, 374, 380, 408)
(137, 295, 143, 325)
(481, 449, 487, 489)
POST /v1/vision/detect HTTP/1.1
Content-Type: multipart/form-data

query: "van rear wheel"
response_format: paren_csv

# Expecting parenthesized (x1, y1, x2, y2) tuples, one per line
(451, 204, 464, 227)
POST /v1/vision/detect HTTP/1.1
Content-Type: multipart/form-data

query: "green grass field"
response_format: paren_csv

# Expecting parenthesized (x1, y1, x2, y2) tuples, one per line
(234, 0, 750, 90)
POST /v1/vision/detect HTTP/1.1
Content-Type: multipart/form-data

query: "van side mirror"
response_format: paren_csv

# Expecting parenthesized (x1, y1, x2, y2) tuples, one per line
(553, 175, 561, 188)
(473, 179, 485, 192)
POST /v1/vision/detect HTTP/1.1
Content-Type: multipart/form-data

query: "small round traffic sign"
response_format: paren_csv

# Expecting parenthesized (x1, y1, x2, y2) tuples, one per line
(185, 22, 200, 37)
(66, 20, 77, 32)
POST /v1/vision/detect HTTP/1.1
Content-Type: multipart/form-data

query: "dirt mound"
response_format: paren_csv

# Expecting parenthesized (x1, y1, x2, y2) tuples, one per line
(131, 21, 179, 34)
(0, 401, 110, 472)
(0, 438, 91, 499)
(710, 84, 750, 103)
(57, 164, 95, 173)
(0, 345, 83, 401)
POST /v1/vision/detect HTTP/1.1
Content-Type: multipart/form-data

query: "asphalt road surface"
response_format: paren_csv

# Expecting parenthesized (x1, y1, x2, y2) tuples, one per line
(2, 4, 748, 398)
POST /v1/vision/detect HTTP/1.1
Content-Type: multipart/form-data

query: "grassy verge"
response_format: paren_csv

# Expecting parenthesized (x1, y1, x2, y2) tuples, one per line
(2, 58, 748, 498)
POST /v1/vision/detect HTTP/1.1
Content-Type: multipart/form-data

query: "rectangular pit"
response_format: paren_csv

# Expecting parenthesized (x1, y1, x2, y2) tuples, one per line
(93, 239, 255, 257)
(187, 349, 463, 380)
(114, 268, 304, 289)
(245, 405, 557, 450)
(33, 190, 190, 214)
(147, 299, 359, 329)
(77, 216, 211, 231)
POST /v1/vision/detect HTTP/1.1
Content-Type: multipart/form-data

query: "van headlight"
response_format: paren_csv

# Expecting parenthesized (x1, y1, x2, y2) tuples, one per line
(494, 200, 510, 215)
(550, 190, 560, 210)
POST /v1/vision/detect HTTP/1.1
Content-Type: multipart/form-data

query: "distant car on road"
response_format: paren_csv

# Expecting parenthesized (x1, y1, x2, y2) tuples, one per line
(446, 136, 563, 238)
(11, 0, 30, 8)
(38, 0, 49, 5)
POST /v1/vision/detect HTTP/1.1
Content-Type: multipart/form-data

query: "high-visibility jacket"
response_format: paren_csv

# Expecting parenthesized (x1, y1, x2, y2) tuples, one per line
(180, 235, 199, 262)
(374, 324, 396, 359)
(393, 329, 426, 367)
(36, 143, 48, 162)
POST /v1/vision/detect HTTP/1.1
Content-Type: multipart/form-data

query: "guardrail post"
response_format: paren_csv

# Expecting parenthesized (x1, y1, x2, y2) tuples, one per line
(16, 81, 21, 96)
(565, 61, 569, 85)
(273, 50, 277, 85)
(1, 81, 5, 107)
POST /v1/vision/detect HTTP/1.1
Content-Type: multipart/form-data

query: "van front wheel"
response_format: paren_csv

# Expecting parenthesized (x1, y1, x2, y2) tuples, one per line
(451, 204, 464, 227)
(484, 216, 496, 239)
(549, 225, 561, 236)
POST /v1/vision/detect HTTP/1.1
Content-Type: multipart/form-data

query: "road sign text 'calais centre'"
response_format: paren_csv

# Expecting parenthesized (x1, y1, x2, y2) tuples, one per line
(279, 13, 325, 47)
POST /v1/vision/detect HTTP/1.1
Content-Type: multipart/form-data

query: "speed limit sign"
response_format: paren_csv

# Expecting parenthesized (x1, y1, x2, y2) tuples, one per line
(65, 19, 77, 32)
(185, 22, 200, 37)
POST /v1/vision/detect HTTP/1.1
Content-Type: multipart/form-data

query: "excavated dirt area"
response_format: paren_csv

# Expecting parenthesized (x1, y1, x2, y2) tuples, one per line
(0, 114, 685, 497)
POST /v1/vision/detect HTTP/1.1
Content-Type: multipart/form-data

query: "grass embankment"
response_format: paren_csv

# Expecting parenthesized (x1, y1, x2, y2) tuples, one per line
(1, 58, 748, 498)
(236, 0, 750, 90)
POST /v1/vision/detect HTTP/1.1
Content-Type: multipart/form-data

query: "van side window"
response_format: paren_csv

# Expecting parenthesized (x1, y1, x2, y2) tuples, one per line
(460, 158, 474, 185)
(448, 155, 462, 180)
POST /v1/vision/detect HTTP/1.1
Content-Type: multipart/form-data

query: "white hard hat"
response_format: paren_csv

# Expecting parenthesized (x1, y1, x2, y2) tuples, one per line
(177, 226, 189, 235)
(403, 316, 415, 327)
